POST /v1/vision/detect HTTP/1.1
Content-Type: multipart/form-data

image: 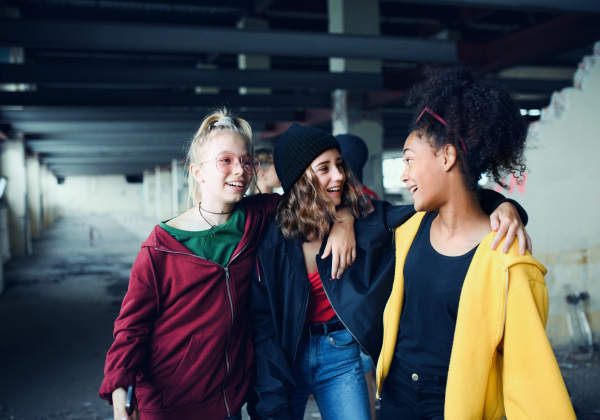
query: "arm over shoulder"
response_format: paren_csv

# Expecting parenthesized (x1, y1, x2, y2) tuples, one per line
(478, 189, 528, 226)
(245, 193, 282, 218)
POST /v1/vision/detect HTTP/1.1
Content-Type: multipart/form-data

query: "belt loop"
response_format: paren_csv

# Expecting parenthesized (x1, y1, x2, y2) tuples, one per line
(323, 322, 328, 336)
(435, 376, 445, 392)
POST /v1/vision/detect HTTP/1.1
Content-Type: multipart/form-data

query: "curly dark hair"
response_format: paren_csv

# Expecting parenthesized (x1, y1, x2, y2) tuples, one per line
(276, 160, 372, 243)
(407, 67, 527, 190)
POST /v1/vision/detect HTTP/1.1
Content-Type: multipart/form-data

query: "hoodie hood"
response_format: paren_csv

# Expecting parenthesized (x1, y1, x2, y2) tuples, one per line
(141, 224, 196, 255)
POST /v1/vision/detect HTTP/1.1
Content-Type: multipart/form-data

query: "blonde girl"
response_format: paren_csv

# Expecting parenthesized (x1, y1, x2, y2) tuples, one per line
(99, 109, 355, 420)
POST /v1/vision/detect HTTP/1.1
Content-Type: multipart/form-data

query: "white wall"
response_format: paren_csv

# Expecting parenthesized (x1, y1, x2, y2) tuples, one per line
(500, 42, 600, 348)
(55, 175, 144, 216)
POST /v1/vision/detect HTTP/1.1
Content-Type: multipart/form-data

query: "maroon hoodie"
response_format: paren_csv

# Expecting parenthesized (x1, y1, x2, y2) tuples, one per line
(99, 194, 280, 420)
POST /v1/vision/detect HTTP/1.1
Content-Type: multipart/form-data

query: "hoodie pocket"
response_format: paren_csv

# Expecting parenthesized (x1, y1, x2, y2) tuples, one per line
(162, 329, 228, 408)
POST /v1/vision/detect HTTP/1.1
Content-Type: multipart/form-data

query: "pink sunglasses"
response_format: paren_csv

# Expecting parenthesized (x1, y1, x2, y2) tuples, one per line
(416, 106, 469, 156)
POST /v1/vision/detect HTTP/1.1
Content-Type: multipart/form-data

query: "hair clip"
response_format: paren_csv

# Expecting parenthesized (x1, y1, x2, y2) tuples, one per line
(214, 116, 236, 127)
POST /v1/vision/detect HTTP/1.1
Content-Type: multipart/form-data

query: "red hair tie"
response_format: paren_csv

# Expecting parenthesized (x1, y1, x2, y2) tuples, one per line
(416, 106, 469, 156)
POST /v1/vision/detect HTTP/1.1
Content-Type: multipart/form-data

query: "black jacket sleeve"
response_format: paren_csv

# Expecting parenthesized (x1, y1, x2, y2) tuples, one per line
(478, 189, 528, 226)
(382, 189, 527, 231)
(250, 268, 296, 420)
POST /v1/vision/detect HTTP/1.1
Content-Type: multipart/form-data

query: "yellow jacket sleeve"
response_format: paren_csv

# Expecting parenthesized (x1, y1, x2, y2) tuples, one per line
(502, 264, 576, 420)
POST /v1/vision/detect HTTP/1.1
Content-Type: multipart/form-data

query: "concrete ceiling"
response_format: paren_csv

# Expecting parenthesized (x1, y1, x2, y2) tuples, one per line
(0, 0, 598, 177)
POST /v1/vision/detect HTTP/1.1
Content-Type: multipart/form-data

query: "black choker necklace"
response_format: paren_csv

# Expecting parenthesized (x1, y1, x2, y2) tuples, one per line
(199, 202, 234, 215)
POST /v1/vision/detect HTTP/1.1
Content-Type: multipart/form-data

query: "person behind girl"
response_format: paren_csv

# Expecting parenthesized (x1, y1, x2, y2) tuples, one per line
(376, 67, 575, 420)
(99, 109, 356, 420)
(335, 133, 380, 201)
(254, 147, 282, 194)
(250, 124, 530, 420)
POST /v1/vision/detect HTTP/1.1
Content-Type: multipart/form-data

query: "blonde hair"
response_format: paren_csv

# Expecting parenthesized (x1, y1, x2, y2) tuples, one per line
(184, 108, 253, 207)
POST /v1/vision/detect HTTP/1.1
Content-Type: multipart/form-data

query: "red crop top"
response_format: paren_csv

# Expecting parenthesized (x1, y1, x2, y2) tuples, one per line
(305, 271, 337, 324)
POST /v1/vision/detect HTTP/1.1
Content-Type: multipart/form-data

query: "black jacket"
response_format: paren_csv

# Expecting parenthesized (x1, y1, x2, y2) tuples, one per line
(249, 192, 526, 420)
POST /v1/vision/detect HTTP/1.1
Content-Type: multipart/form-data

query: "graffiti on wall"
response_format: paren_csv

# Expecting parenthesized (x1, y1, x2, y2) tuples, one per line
(494, 172, 528, 195)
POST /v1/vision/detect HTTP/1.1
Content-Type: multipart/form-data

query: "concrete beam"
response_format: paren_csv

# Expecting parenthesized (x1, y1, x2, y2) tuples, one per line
(10, 120, 268, 134)
(0, 19, 459, 63)
(381, 0, 600, 14)
(0, 90, 332, 108)
(27, 142, 184, 154)
(42, 156, 182, 164)
(26, 132, 193, 142)
(50, 164, 161, 175)
(0, 63, 384, 90)
(0, 108, 302, 123)
(0, 63, 574, 95)
(10, 121, 204, 134)
(465, 15, 600, 72)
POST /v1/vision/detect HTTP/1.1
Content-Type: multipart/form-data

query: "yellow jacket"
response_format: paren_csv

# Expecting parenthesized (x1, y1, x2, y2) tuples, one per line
(376, 212, 576, 420)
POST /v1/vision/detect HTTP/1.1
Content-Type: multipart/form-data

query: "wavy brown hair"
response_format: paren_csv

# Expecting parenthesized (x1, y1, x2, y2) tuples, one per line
(276, 160, 372, 243)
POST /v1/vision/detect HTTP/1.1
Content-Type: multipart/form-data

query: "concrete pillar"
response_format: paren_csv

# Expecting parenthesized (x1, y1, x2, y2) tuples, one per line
(40, 164, 49, 230)
(195, 63, 220, 95)
(40, 164, 57, 229)
(171, 159, 179, 214)
(328, 0, 385, 198)
(146, 170, 156, 218)
(26, 155, 43, 239)
(160, 167, 171, 220)
(328, 0, 381, 74)
(1, 137, 32, 256)
(40, 164, 54, 229)
(142, 170, 150, 216)
(238, 18, 271, 95)
(154, 166, 162, 219)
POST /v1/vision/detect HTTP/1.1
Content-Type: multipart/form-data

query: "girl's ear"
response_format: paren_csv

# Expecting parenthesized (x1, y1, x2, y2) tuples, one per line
(442, 144, 458, 172)
(190, 163, 204, 184)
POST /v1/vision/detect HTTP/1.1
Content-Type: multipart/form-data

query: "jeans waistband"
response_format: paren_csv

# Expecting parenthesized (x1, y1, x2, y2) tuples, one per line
(394, 359, 447, 387)
(303, 320, 346, 337)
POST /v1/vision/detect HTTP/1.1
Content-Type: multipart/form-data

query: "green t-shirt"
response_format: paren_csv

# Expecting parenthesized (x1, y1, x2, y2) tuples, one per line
(159, 205, 246, 267)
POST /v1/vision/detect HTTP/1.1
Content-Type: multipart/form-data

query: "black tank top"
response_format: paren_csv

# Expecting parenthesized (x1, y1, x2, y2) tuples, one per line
(393, 211, 477, 376)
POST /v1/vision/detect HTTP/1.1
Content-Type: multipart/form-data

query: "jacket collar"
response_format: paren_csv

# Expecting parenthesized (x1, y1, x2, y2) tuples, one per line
(141, 199, 263, 261)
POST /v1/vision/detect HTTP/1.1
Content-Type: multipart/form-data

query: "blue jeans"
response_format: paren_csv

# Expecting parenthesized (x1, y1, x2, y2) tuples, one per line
(290, 319, 371, 420)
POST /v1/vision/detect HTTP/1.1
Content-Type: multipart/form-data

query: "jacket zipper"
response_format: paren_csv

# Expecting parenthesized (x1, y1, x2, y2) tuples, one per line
(222, 267, 234, 417)
(292, 283, 311, 364)
(219, 214, 261, 418)
(154, 214, 260, 418)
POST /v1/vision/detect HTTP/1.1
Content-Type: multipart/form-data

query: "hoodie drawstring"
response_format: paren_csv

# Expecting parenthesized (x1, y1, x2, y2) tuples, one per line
(255, 253, 261, 282)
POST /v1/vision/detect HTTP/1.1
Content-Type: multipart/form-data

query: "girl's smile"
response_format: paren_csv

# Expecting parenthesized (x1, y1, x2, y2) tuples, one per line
(310, 149, 346, 207)
(193, 132, 252, 207)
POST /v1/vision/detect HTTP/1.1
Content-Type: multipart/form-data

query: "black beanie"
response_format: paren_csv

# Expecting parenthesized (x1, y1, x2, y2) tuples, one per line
(336, 134, 368, 184)
(274, 123, 341, 194)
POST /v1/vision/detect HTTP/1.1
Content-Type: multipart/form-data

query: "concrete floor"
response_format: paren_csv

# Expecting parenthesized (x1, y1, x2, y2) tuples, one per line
(0, 215, 598, 420)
